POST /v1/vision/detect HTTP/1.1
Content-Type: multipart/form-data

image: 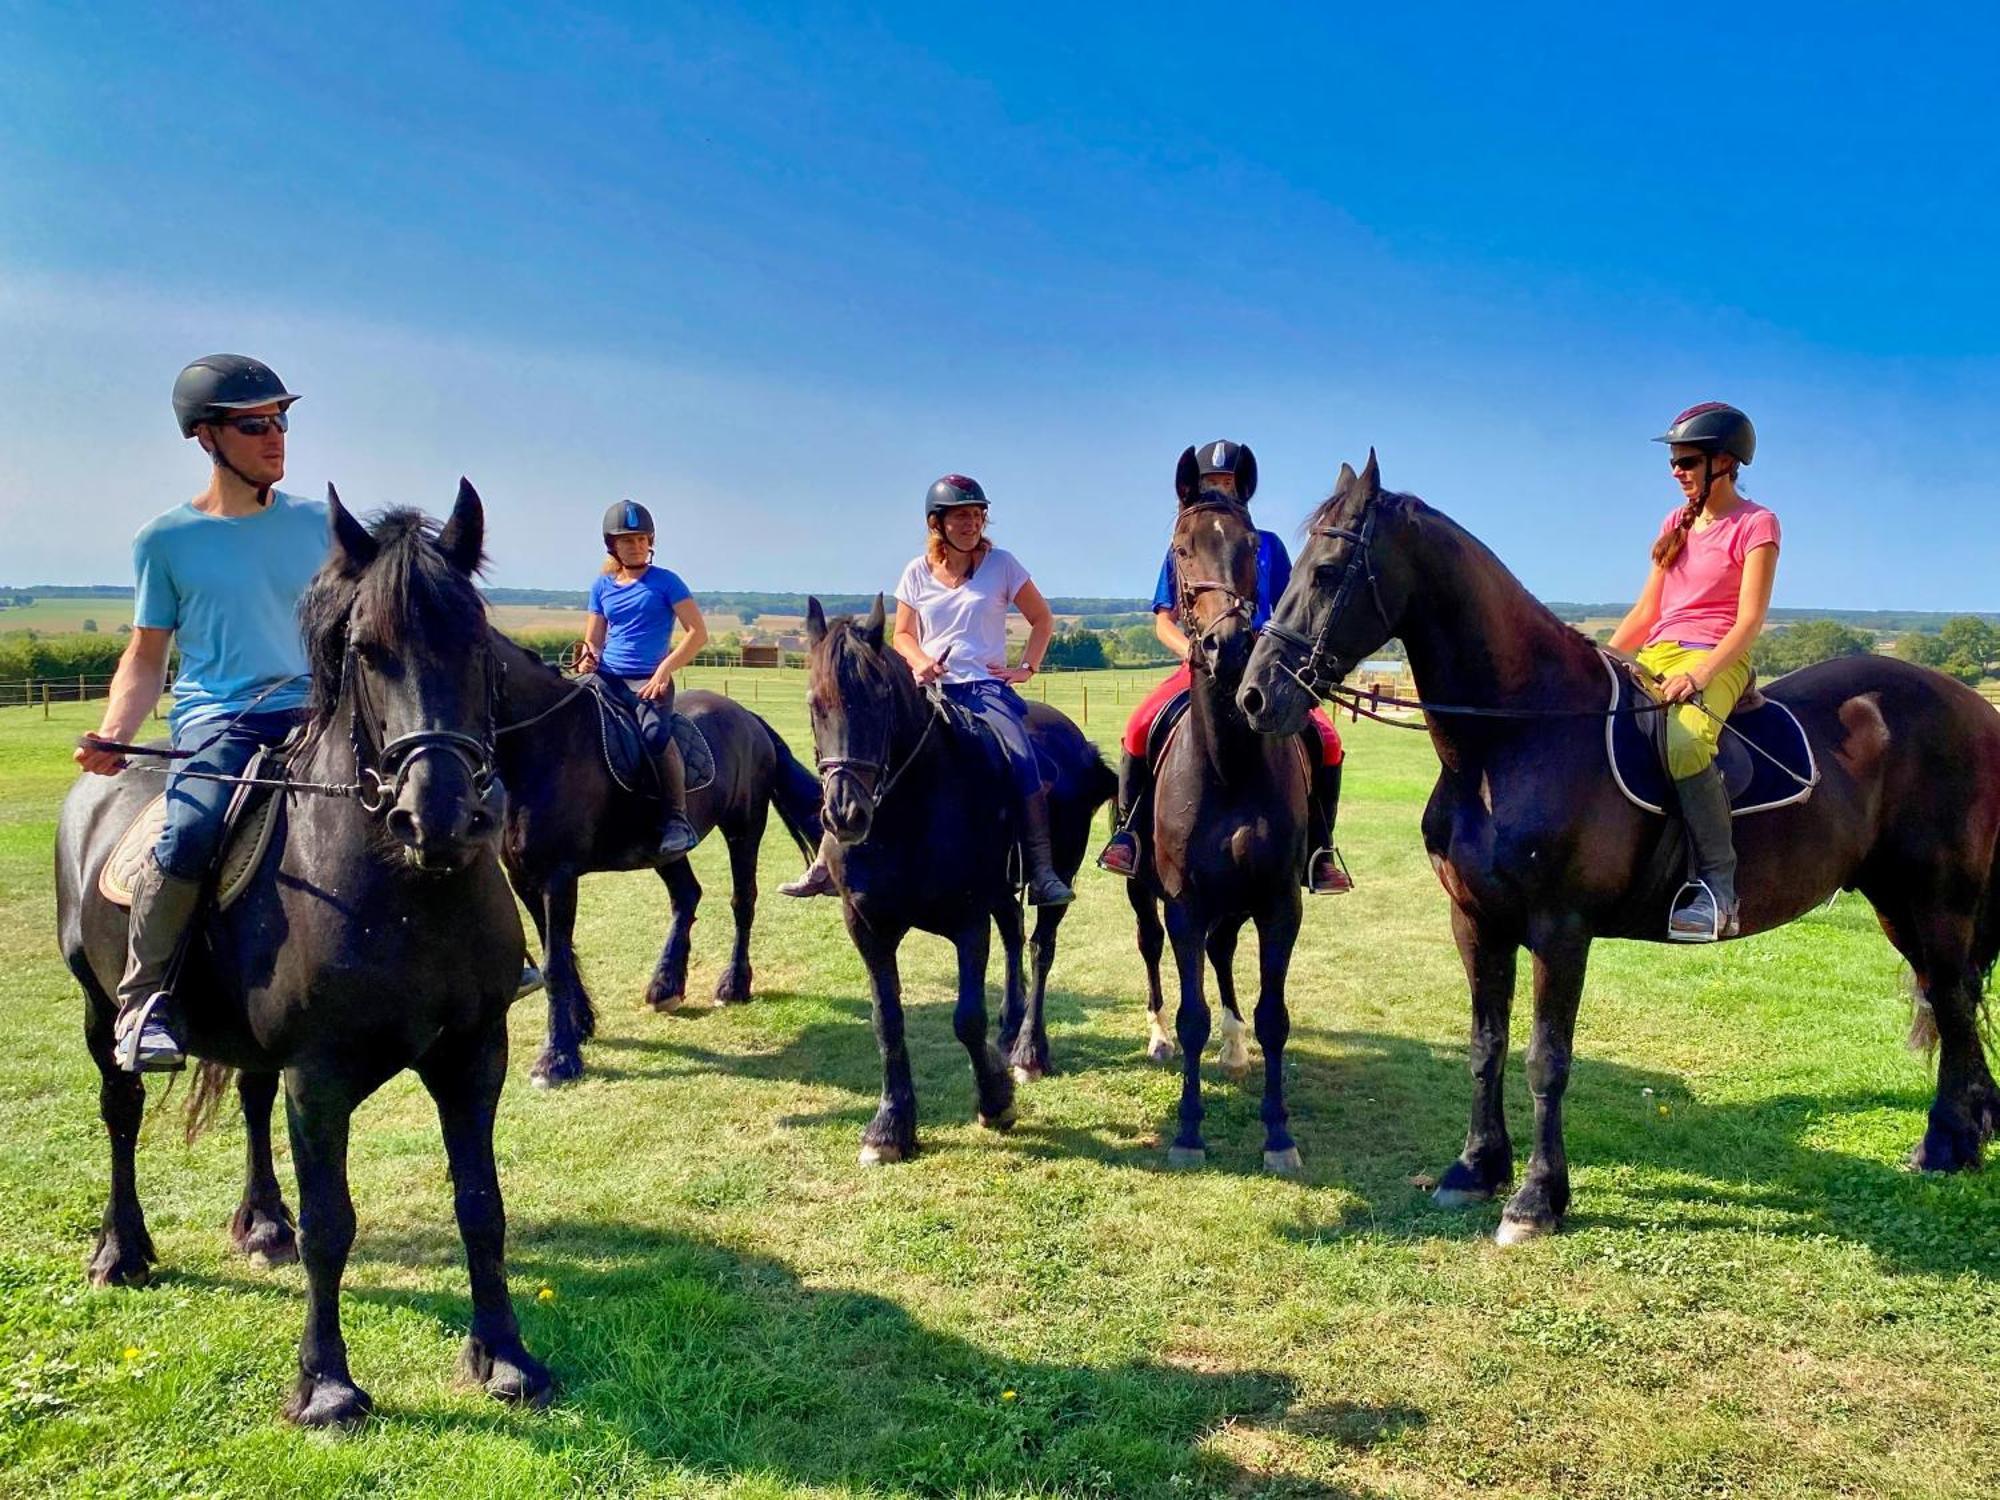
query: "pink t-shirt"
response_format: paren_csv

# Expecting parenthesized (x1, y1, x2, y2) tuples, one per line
(1647, 499, 1782, 648)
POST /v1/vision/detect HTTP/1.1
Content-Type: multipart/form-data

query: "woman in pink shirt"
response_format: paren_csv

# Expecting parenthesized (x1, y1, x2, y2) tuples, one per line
(1607, 402, 1780, 941)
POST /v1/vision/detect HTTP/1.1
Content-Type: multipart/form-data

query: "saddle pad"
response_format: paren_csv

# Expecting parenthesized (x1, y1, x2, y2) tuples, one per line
(582, 675, 716, 795)
(99, 785, 282, 910)
(1601, 651, 1818, 818)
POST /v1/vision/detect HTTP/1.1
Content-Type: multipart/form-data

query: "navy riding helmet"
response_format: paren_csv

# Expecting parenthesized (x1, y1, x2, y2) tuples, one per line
(1175, 440, 1259, 503)
(602, 499, 655, 555)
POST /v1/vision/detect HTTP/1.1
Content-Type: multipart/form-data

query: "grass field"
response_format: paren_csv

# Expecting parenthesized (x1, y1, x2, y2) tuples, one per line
(2, 669, 1997, 1498)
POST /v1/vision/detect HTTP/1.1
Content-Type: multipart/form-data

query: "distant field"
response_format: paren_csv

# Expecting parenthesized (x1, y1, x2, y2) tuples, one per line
(0, 599, 132, 635)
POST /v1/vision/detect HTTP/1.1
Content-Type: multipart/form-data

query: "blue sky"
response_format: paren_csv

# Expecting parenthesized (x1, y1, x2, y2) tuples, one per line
(2, 3, 1995, 608)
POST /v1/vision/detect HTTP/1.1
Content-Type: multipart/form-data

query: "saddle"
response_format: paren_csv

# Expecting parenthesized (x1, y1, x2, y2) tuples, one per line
(579, 674, 716, 795)
(1599, 650, 1818, 817)
(1144, 691, 1193, 772)
(100, 744, 287, 910)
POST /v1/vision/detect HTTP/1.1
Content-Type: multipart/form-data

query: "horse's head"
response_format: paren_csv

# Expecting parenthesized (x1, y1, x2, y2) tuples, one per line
(805, 593, 916, 847)
(301, 479, 504, 873)
(1171, 491, 1261, 689)
(1240, 450, 1408, 733)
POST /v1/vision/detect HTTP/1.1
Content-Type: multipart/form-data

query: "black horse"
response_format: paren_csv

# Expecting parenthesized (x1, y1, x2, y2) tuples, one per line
(55, 482, 551, 1425)
(1242, 453, 2000, 1241)
(1131, 494, 1308, 1173)
(488, 636, 824, 1087)
(804, 596, 1114, 1163)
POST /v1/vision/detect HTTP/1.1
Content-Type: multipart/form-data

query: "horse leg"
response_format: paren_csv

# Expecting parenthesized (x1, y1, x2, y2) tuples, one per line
(647, 857, 701, 1012)
(1254, 895, 1303, 1175)
(1209, 918, 1250, 1080)
(229, 1070, 297, 1266)
(1435, 903, 1520, 1208)
(713, 809, 764, 1005)
(1019, 903, 1064, 1081)
(529, 873, 591, 1087)
(417, 1021, 554, 1407)
(83, 984, 155, 1287)
(951, 919, 1015, 1130)
(1879, 902, 2000, 1171)
(1165, 902, 1212, 1165)
(281, 1072, 371, 1427)
(1496, 919, 1590, 1245)
(992, 898, 1030, 1080)
(850, 910, 918, 1165)
(1130, 880, 1172, 1062)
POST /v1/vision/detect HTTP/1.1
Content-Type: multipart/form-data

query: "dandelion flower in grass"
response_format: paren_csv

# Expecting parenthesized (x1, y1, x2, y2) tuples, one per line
(538, 1285, 557, 1303)
(1001, 1390, 1017, 1402)
(1657, 1105, 1671, 1118)
(122, 1346, 141, 1361)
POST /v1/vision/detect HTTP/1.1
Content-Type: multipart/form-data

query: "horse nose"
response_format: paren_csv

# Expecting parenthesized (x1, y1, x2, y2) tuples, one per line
(1239, 683, 1267, 718)
(386, 804, 421, 848)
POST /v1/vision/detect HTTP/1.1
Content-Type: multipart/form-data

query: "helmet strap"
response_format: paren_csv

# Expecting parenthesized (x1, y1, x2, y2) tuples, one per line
(205, 430, 273, 507)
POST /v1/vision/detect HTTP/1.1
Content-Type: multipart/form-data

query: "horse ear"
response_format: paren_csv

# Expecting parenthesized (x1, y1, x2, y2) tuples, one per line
(438, 477, 486, 577)
(1359, 448, 1381, 498)
(1236, 445, 1258, 503)
(326, 483, 377, 576)
(806, 596, 828, 646)
(863, 593, 886, 650)
(1332, 462, 1358, 499)
(1174, 446, 1199, 503)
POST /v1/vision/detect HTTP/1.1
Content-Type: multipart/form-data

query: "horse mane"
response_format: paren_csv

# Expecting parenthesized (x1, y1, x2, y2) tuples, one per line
(297, 507, 490, 736)
(813, 614, 921, 723)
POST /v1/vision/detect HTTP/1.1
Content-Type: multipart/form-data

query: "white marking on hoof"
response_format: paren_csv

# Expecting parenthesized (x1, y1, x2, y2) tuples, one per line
(1495, 1215, 1551, 1247)
(1263, 1147, 1303, 1176)
(857, 1143, 904, 1167)
(1431, 1186, 1494, 1209)
(651, 992, 685, 1014)
(1217, 1011, 1250, 1076)
(528, 1071, 555, 1091)
(1146, 1035, 1175, 1063)
(1010, 1065, 1041, 1085)
(1167, 1146, 1206, 1168)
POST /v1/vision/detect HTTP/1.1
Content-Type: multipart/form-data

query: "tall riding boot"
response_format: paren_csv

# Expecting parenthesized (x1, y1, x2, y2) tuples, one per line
(1022, 786, 1075, 906)
(1094, 749, 1152, 878)
(114, 856, 202, 1073)
(1668, 764, 1739, 942)
(1304, 751, 1354, 895)
(656, 742, 699, 861)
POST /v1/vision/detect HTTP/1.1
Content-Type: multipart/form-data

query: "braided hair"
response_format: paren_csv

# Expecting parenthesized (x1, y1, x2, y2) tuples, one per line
(1651, 455, 1740, 570)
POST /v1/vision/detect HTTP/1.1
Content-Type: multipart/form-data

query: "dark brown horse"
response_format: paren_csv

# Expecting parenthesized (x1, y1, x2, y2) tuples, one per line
(488, 636, 823, 1086)
(1129, 495, 1308, 1173)
(804, 596, 1114, 1164)
(1242, 453, 2000, 1242)
(55, 484, 550, 1424)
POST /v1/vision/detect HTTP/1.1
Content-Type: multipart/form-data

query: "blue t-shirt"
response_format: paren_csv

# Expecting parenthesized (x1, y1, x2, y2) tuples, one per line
(589, 566, 692, 676)
(132, 490, 328, 732)
(1151, 529, 1293, 630)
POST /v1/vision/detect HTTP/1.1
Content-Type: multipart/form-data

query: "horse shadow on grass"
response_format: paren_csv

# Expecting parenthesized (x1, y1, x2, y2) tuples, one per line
(185, 1217, 1424, 1498)
(589, 981, 2000, 1280)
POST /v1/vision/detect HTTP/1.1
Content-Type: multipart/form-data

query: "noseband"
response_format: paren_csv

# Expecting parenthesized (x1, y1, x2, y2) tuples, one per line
(1258, 493, 1391, 698)
(1174, 500, 1256, 668)
(815, 685, 943, 820)
(344, 628, 502, 818)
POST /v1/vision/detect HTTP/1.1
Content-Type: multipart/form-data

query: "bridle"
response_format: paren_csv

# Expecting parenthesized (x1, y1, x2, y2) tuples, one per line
(814, 645, 946, 824)
(1258, 491, 1392, 699)
(343, 622, 502, 818)
(1174, 498, 1256, 670)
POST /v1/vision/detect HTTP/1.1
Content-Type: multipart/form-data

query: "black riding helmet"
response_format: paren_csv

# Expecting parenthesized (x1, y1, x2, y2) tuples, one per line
(602, 499, 656, 556)
(1175, 440, 1259, 503)
(172, 354, 300, 438)
(926, 473, 989, 519)
(1653, 402, 1756, 467)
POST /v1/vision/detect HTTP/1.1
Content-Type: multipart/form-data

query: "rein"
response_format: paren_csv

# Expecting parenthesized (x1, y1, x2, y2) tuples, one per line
(817, 686, 944, 810)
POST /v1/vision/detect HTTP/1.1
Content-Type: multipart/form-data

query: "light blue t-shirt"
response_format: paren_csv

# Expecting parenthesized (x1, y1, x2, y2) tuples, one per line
(132, 490, 328, 732)
(588, 566, 692, 676)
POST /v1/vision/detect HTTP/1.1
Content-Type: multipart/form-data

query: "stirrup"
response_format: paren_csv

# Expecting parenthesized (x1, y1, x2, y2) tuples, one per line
(114, 992, 187, 1074)
(657, 818, 700, 860)
(515, 963, 546, 999)
(1306, 845, 1353, 896)
(1667, 879, 1738, 943)
(1095, 829, 1141, 878)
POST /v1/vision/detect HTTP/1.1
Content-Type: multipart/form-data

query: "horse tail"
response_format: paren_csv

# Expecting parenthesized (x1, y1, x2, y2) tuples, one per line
(758, 715, 825, 858)
(183, 1060, 237, 1144)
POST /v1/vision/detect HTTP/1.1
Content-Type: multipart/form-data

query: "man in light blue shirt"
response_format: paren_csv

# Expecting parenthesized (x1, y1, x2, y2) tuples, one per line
(76, 355, 324, 1071)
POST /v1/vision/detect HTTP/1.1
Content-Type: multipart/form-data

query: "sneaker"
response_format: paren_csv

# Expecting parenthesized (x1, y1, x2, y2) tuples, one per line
(779, 860, 836, 898)
(113, 992, 187, 1074)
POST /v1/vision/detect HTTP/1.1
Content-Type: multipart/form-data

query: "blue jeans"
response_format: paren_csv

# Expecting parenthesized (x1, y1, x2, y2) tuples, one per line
(942, 680, 1045, 799)
(154, 710, 304, 880)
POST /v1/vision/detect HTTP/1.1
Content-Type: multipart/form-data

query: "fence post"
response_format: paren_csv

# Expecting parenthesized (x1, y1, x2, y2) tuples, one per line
(43, 683, 51, 719)
(78, 673, 86, 702)
(1081, 685, 1088, 724)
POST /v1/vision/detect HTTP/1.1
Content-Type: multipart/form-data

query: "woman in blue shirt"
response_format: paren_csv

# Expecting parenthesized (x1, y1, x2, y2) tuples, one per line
(576, 500, 710, 858)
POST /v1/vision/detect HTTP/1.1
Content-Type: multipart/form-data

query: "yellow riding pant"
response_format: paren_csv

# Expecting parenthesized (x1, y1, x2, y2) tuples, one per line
(1635, 641, 1752, 779)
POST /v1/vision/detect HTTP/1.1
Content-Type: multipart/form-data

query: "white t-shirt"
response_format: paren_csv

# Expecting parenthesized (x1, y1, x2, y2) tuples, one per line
(894, 547, 1032, 685)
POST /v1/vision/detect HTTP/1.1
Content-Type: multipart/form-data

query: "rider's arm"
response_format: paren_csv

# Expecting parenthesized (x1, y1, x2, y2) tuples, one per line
(1154, 608, 1192, 661)
(1014, 579, 1054, 672)
(893, 599, 941, 680)
(76, 627, 173, 773)
(1606, 566, 1667, 654)
(576, 611, 608, 672)
(656, 598, 709, 679)
(1691, 544, 1778, 689)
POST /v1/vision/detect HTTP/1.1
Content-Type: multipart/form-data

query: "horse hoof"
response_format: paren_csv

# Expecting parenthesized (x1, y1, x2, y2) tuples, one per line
(1167, 1146, 1206, 1168)
(712, 970, 752, 1006)
(231, 1208, 298, 1268)
(460, 1339, 555, 1409)
(529, 1051, 583, 1088)
(1431, 1186, 1495, 1209)
(858, 1142, 905, 1166)
(1495, 1215, 1554, 1247)
(284, 1375, 373, 1428)
(1009, 1064, 1046, 1085)
(86, 1236, 152, 1289)
(1909, 1127, 1984, 1174)
(648, 988, 686, 1014)
(977, 1106, 1018, 1133)
(1146, 1039, 1175, 1064)
(1263, 1147, 1303, 1176)
(1220, 1059, 1250, 1083)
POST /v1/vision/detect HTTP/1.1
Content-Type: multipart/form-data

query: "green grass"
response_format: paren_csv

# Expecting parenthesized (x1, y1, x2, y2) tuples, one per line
(2, 670, 1997, 1498)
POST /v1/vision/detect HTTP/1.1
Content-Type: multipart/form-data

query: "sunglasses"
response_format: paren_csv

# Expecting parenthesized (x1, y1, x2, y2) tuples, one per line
(1668, 453, 1706, 473)
(215, 412, 289, 436)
